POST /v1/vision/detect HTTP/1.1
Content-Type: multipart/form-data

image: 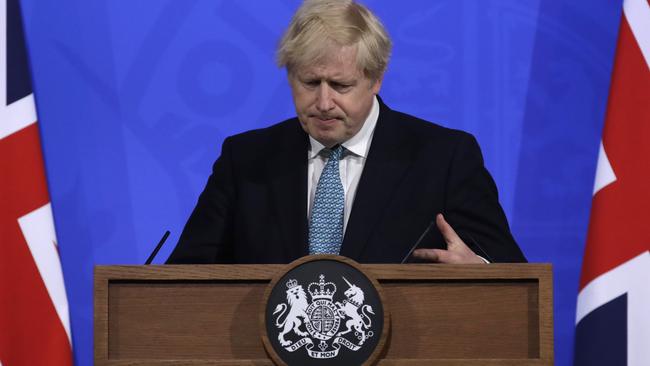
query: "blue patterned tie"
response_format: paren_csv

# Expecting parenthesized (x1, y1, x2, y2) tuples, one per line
(308, 145, 345, 254)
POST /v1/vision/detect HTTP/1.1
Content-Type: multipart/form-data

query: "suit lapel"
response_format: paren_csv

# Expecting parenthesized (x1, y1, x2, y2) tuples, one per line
(340, 100, 415, 260)
(268, 121, 310, 260)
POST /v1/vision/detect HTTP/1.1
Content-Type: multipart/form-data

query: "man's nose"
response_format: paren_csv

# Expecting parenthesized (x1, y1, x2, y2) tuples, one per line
(316, 83, 335, 112)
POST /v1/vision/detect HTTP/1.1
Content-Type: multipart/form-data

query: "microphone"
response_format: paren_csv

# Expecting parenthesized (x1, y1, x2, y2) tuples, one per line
(145, 230, 170, 265)
(401, 221, 435, 264)
(400, 219, 495, 264)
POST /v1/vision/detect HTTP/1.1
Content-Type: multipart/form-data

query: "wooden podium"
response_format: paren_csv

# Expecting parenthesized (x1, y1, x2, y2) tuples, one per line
(95, 263, 552, 365)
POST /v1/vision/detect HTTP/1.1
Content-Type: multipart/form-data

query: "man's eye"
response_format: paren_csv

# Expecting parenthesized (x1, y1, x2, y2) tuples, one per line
(332, 83, 352, 91)
(304, 80, 320, 87)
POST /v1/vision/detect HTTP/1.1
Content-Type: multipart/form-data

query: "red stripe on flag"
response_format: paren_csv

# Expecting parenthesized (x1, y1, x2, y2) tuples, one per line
(580, 16, 650, 290)
(0, 124, 49, 216)
(0, 123, 72, 365)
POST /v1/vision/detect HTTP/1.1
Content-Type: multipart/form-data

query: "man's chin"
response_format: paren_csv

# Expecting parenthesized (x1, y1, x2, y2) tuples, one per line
(310, 132, 344, 148)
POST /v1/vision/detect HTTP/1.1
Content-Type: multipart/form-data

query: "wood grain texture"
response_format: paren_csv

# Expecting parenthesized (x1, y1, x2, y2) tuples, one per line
(95, 360, 547, 366)
(95, 263, 552, 365)
(107, 281, 268, 359)
(382, 280, 538, 358)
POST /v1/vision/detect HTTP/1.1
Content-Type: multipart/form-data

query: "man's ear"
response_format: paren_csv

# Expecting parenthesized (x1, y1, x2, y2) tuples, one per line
(287, 69, 299, 89)
(286, 65, 298, 80)
(371, 75, 383, 94)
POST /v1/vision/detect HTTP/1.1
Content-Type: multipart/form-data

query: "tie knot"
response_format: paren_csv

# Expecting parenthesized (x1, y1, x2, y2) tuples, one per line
(328, 145, 344, 160)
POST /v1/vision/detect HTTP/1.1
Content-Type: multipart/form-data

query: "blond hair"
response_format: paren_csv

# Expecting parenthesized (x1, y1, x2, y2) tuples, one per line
(277, 0, 392, 81)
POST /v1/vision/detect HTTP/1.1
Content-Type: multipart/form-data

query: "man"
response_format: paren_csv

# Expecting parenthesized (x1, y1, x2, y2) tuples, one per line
(167, 0, 526, 264)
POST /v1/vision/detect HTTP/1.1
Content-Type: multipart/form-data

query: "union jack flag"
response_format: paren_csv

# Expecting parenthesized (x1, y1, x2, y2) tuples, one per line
(0, 0, 73, 364)
(574, 0, 650, 365)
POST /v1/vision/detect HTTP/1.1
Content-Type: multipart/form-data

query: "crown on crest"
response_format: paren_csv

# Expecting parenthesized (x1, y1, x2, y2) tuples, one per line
(286, 278, 298, 289)
(308, 274, 337, 300)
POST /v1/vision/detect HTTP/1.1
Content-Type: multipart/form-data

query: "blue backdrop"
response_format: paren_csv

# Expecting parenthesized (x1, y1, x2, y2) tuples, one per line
(20, 1, 621, 365)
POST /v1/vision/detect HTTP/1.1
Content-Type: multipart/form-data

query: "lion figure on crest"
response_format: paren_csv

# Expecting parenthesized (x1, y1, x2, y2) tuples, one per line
(273, 280, 309, 346)
(336, 277, 374, 345)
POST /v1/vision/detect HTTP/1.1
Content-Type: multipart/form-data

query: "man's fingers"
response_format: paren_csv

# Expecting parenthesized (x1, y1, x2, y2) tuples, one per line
(413, 247, 484, 264)
(410, 215, 486, 264)
(412, 248, 448, 263)
(436, 213, 462, 245)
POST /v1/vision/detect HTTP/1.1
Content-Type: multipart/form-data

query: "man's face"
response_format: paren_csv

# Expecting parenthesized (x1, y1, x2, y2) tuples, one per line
(289, 45, 382, 147)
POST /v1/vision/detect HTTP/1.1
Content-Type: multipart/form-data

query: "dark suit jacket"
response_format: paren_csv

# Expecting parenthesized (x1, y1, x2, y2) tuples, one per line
(167, 99, 526, 264)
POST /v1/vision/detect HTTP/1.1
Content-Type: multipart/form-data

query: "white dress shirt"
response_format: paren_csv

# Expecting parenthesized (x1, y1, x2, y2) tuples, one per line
(307, 96, 380, 232)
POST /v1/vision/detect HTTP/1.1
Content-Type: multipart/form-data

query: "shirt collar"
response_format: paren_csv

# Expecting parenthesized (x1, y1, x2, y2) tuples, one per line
(308, 96, 379, 159)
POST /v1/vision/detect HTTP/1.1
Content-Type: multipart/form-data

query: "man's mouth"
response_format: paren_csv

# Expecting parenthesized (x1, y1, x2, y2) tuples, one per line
(313, 116, 340, 123)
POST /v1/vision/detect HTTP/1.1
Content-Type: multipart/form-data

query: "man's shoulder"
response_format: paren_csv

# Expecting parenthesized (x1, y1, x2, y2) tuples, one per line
(218, 117, 307, 166)
(381, 106, 475, 146)
(226, 117, 302, 145)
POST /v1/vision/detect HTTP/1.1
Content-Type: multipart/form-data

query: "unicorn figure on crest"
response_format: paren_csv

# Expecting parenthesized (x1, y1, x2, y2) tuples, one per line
(335, 277, 375, 345)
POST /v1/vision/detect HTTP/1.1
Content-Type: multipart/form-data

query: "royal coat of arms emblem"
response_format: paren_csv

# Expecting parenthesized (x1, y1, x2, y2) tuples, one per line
(272, 274, 375, 359)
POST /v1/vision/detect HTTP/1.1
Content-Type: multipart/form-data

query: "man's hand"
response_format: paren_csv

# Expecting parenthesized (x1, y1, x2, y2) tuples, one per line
(412, 214, 485, 264)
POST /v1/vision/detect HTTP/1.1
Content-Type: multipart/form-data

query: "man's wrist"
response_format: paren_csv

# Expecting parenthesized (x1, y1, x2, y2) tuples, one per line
(477, 255, 490, 264)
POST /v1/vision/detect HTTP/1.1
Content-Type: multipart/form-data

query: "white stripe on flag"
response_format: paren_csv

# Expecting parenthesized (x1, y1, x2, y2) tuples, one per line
(576, 251, 650, 365)
(0, 0, 5, 106)
(0, 0, 37, 140)
(593, 141, 617, 195)
(624, 0, 650, 69)
(0, 94, 38, 140)
(18, 203, 72, 345)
